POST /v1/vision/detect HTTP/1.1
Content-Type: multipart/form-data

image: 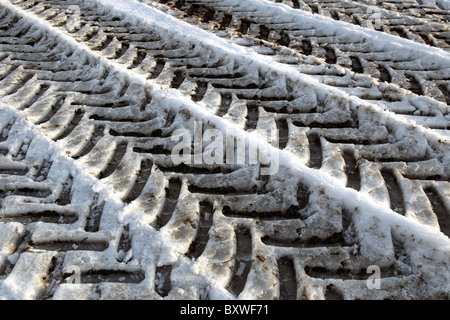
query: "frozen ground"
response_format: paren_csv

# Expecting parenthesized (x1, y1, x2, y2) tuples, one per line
(0, 0, 449, 300)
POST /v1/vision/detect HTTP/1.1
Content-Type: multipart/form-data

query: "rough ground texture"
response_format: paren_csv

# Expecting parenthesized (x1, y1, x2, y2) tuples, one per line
(0, 0, 449, 300)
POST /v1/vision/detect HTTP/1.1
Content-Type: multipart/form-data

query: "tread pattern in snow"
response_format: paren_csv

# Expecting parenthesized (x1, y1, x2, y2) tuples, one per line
(0, 0, 449, 300)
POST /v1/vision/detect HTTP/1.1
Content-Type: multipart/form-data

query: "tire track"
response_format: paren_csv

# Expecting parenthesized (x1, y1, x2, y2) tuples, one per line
(0, 0, 448, 300)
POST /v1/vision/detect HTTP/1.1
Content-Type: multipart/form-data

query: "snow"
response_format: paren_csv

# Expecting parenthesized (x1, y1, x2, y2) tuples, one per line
(0, 0, 449, 300)
(92, 0, 450, 297)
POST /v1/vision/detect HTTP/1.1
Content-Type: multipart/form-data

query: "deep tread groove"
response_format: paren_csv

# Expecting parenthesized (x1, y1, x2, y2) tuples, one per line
(324, 46, 337, 65)
(33, 241, 109, 252)
(276, 118, 289, 150)
(343, 149, 361, 191)
(218, 92, 232, 117)
(99, 141, 128, 179)
(129, 50, 147, 69)
(117, 225, 132, 257)
(148, 59, 166, 79)
(73, 125, 105, 159)
(192, 81, 207, 102)
(406, 74, 423, 96)
(155, 265, 172, 297)
(0, 65, 20, 82)
(170, 70, 186, 89)
(0, 210, 76, 225)
(155, 178, 181, 230)
(85, 198, 105, 233)
(438, 84, 450, 105)
(140, 88, 153, 111)
(20, 83, 50, 110)
(350, 56, 363, 74)
(6, 72, 34, 96)
(221, 205, 301, 221)
(378, 64, 392, 83)
(56, 176, 72, 206)
(302, 39, 313, 56)
(0, 0, 448, 301)
(159, 164, 234, 175)
(80, 270, 144, 284)
(0, 121, 15, 143)
(262, 232, 347, 248)
(123, 159, 153, 203)
(54, 110, 84, 141)
(307, 132, 323, 169)
(278, 257, 297, 300)
(93, 35, 114, 51)
(12, 188, 52, 198)
(220, 14, 232, 29)
(239, 19, 251, 35)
